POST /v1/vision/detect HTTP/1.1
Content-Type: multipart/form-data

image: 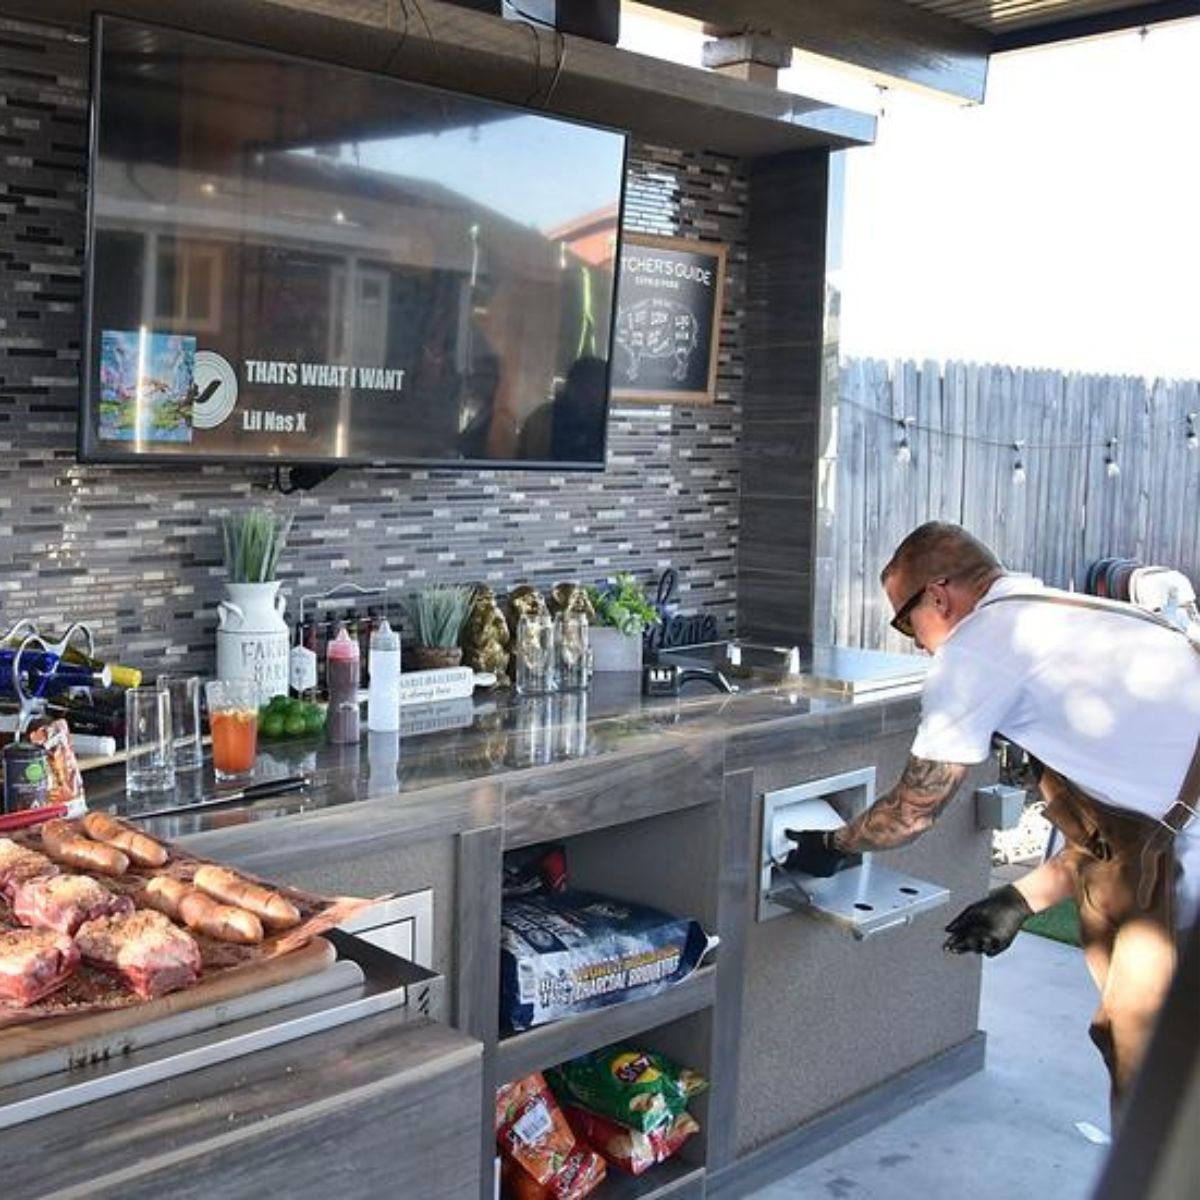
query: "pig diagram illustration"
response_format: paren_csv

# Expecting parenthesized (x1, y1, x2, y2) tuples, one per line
(615, 298, 699, 384)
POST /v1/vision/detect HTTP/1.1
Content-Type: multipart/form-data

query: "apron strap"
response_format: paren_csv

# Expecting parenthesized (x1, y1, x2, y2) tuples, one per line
(978, 588, 1190, 636)
(1137, 734, 1200, 909)
(1165, 733, 1200, 828)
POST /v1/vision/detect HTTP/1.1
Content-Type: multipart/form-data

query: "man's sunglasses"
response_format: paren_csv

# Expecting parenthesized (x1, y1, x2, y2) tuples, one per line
(890, 577, 948, 638)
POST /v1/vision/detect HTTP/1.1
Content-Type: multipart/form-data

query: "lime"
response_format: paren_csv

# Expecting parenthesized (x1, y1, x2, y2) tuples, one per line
(268, 694, 290, 711)
(283, 713, 308, 737)
(261, 714, 285, 739)
(303, 707, 326, 735)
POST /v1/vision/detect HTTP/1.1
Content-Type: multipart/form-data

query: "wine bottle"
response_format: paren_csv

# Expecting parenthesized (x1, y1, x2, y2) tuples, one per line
(60, 646, 141, 689)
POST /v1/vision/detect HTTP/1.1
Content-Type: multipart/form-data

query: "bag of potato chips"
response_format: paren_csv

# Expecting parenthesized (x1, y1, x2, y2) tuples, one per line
(548, 1047, 707, 1134)
(563, 1105, 699, 1176)
(495, 1072, 605, 1200)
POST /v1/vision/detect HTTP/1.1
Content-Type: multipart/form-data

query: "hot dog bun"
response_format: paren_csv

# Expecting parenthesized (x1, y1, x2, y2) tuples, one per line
(81, 813, 168, 869)
(142, 876, 264, 945)
(140, 875, 190, 913)
(40, 819, 129, 877)
(192, 864, 301, 930)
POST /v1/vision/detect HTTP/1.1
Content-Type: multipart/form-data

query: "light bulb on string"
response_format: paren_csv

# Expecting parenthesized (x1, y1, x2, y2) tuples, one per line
(1186, 413, 1198, 451)
(1012, 440, 1026, 484)
(1105, 437, 1121, 479)
(894, 416, 914, 465)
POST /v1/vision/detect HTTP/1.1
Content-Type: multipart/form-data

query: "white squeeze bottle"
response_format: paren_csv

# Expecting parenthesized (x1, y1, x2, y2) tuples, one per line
(367, 619, 402, 732)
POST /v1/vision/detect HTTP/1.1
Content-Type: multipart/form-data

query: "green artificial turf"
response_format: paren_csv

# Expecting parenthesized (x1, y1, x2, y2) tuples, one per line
(1023, 899, 1082, 947)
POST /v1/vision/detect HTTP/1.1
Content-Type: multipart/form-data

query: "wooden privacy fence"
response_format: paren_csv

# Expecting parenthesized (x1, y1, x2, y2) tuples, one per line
(831, 359, 1200, 653)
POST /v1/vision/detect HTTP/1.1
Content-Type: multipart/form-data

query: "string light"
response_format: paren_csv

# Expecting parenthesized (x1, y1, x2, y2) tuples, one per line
(838, 394, 1179, 454)
(839, 395, 1200, 470)
(1012, 440, 1026, 484)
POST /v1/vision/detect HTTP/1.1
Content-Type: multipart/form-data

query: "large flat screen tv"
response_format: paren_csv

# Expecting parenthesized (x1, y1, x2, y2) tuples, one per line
(80, 17, 628, 469)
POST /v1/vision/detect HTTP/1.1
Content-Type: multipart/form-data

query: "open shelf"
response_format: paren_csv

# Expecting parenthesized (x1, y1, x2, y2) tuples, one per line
(497, 965, 716, 1084)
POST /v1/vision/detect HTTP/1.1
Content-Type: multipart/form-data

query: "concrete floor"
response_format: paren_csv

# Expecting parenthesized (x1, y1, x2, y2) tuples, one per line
(749, 932, 1114, 1200)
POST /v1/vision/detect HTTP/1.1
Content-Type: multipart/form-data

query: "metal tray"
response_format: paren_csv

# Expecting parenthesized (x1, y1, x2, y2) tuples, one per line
(0, 930, 440, 1130)
(766, 861, 949, 939)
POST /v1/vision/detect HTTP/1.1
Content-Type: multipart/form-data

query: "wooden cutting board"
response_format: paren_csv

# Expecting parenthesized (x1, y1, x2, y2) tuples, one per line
(0, 936, 336, 1066)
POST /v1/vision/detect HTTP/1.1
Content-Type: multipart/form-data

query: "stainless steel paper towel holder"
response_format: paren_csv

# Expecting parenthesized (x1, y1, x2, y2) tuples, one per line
(758, 767, 950, 936)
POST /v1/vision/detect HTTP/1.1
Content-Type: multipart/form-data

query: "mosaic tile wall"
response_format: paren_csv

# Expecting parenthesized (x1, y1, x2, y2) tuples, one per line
(0, 17, 747, 673)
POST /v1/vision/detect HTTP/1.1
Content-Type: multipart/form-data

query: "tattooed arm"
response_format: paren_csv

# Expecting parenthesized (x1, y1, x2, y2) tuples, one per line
(831, 756, 968, 853)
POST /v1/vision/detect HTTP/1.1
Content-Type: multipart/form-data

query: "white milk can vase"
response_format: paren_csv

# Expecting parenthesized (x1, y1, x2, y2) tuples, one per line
(216, 581, 289, 704)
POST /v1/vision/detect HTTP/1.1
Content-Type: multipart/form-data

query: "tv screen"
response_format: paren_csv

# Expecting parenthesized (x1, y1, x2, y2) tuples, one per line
(80, 17, 628, 469)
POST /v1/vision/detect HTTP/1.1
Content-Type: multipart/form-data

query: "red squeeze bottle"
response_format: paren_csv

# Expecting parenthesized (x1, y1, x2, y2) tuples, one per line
(326, 627, 361, 744)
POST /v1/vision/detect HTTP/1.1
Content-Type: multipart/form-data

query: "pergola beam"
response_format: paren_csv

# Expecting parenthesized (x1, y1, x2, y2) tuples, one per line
(992, 0, 1200, 52)
(636, 0, 991, 101)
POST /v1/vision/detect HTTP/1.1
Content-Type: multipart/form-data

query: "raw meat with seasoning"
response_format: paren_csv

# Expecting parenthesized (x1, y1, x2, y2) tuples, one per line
(0, 838, 58, 900)
(75, 909, 202, 1000)
(11, 874, 135, 936)
(0, 928, 80, 1007)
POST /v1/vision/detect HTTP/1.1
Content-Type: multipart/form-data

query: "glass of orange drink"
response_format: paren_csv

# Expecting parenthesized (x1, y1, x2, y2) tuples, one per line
(204, 680, 259, 782)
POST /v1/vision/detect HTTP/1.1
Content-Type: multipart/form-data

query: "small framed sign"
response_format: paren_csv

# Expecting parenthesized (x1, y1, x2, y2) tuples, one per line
(612, 233, 727, 405)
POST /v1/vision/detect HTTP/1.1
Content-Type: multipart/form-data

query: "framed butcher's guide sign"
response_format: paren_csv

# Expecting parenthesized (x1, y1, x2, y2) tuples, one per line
(612, 233, 727, 405)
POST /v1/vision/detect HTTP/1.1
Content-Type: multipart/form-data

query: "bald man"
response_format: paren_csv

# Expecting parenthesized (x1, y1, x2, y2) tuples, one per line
(786, 522, 1200, 1112)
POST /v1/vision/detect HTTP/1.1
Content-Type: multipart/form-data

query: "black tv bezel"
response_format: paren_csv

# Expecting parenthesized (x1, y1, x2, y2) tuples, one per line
(78, 13, 629, 473)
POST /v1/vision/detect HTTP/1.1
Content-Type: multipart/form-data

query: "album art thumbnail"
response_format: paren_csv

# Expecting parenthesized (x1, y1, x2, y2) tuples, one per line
(98, 329, 196, 443)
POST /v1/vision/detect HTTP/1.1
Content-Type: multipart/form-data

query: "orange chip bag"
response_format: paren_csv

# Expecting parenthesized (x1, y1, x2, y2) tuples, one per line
(496, 1073, 604, 1198)
(503, 1146, 606, 1199)
(564, 1105, 699, 1176)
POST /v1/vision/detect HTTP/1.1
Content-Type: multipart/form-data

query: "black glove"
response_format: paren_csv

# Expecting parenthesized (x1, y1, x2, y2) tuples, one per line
(943, 885, 1032, 957)
(783, 829, 861, 878)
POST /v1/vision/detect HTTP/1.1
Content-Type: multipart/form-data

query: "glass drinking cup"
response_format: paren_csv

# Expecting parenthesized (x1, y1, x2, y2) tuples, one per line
(157, 673, 204, 772)
(124, 686, 176, 795)
(205, 679, 259, 782)
(515, 613, 557, 696)
(554, 612, 589, 692)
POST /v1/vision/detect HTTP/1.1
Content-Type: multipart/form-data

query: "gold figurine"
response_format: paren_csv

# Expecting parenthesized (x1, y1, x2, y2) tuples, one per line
(461, 584, 512, 685)
(506, 584, 550, 638)
(548, 581, 596, 620)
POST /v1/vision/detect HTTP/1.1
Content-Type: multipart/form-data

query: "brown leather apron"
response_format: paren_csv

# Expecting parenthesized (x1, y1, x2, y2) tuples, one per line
(1036, 765, 1194, 1111)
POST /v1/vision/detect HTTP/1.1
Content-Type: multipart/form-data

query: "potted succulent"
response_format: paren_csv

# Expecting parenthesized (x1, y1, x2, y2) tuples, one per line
(406, 584, 475, 670)
(585, 572, 659, 672)
(215, 507, 293, 701)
